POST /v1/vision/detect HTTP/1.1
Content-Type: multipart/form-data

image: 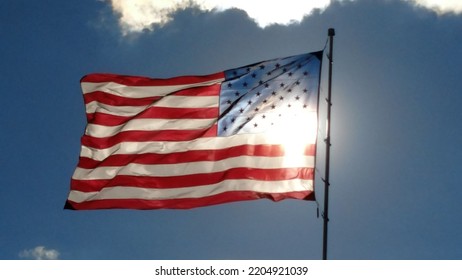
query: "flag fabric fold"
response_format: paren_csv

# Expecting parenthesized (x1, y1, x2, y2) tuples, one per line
(66, 51, 323, 210)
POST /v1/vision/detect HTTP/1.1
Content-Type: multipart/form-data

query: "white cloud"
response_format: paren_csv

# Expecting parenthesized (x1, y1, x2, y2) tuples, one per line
(106, 0, 331, 34)
(207, 0, 331, 27)
(108, 0, 196, 34)
(411, 0, 462, 14)
(19, 246, 60, 260)
(106, 0, 462, 35)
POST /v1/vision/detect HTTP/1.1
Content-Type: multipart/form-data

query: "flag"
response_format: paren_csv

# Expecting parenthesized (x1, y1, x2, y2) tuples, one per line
(66, 51, 323, 210)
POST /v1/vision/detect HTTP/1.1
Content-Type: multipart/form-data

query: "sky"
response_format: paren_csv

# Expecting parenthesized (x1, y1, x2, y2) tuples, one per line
(1, 0, 461, 260)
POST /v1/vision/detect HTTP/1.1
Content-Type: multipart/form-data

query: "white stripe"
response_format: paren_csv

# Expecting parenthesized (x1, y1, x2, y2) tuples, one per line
(67, 179, 313, 202)
(85, 95, 219, 115)
(81, 78, 224, 97)
(72, 155, 315, 180)
(85, 102, 145, 116)
(149, 95, 219, 108)
(80, 133, 316, 161)
(85, 118, 216, 138)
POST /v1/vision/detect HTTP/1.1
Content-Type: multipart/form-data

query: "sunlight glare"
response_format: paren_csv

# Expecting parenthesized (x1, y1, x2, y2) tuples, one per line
(267, 112, 318, 166)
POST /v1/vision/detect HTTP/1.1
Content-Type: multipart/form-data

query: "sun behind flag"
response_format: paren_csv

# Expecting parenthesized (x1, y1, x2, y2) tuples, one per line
(66, 51, 323, 210)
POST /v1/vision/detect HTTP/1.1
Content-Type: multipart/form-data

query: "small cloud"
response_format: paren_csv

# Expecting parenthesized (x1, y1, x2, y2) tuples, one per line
(19, 246, 60, 260)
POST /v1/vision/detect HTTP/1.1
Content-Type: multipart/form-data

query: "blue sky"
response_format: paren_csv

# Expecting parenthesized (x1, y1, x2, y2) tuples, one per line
(1, 0, 461, 260)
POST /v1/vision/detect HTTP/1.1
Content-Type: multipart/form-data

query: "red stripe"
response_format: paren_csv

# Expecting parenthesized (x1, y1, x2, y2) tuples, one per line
(65, 190, 314, 210)
(87, 107, 219, 126)
(86, 112, 128, 126)
(78, 144, 316, 168)
(81, 126, 218, 149)
(71, 167, 315, 192)
(81, 72, 225, 86)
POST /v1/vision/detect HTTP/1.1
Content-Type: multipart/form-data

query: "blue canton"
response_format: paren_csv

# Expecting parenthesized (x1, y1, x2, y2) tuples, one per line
(217, 51, 323, 136)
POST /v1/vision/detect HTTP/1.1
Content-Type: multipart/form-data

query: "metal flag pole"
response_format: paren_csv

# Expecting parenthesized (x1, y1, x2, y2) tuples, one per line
(322, 28, 335, 260)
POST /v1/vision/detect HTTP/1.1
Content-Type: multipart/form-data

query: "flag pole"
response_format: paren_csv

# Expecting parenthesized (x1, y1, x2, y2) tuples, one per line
(322, 28, 335, 260)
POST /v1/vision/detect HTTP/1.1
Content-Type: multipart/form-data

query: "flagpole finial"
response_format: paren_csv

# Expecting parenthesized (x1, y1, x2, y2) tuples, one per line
(328, 28, 335, 36)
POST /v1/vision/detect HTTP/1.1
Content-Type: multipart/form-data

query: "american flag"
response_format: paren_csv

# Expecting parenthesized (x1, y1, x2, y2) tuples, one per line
(66, 51, 323, 210)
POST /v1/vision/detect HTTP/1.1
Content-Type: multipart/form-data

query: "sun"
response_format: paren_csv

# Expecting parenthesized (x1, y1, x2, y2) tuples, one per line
(266, 111, 318, 166)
